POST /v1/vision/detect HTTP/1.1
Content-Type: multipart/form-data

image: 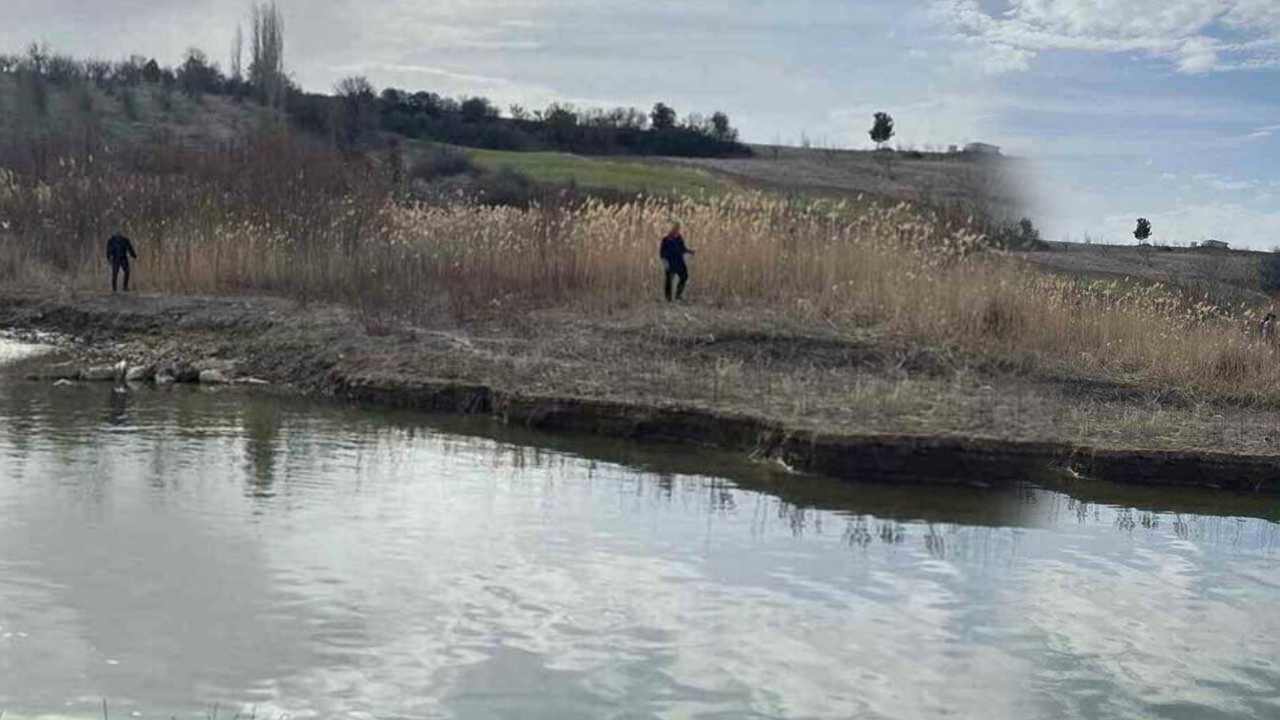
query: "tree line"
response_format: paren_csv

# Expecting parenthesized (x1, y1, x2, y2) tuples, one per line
(0, 1, 750, 159)
(307, 82, 749, 156)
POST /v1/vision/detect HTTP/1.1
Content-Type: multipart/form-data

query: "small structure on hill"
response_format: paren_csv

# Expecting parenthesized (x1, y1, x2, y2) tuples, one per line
(1201, 239, 1230, 250)
(964, 142, 1002, 155)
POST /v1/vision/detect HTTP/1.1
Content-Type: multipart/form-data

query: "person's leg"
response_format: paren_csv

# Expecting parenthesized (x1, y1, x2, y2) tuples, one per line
(664, 270, 674, 301)
(675, 267, 688, 300)
(111, 261, 119, 292)
(121, 260, 130, 292)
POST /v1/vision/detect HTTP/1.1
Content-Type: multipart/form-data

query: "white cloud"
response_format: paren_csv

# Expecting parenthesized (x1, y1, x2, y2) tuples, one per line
(1244, 123, 1280, 140)
(330, 63, 517, 89)
(1176, 36, 1220, 73)
(933, 0, 1280, 74)
(1190, 172, 1258, 192)
(326, 62, 635, 115)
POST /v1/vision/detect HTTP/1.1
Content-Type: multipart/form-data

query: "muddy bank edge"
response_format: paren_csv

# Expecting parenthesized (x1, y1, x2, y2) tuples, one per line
(3, 291, 1278, 494)
(337, 376, 1280, 493)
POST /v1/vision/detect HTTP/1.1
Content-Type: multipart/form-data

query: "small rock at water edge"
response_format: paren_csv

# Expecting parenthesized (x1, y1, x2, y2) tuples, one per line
(198, 369, 231, 385)
(125, 365, 154, 382)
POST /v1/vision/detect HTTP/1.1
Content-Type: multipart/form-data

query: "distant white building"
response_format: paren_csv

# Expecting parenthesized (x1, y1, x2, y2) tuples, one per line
(964, 142, 1002, 155)
(1201, 239, 1230, 250)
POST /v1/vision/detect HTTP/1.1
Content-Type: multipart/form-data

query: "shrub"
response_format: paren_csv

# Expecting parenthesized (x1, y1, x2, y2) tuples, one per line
(1259, 252, 1280, 294)
(20, 70, 49, 116)
(409, 146, 477, 182)
(120, 88, 140, 120)
(474, 166, 536, 207)
(76, 84, 95, 113)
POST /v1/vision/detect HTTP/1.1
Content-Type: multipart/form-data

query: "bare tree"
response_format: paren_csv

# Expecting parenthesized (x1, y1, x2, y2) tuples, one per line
(249, 1, 286, 108)
(230, 24, 243, 82)
(334, 75, 377, 147)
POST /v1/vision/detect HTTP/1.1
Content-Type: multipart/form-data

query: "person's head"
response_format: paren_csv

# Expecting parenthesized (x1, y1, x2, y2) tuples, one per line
(669, 221, 681, 235)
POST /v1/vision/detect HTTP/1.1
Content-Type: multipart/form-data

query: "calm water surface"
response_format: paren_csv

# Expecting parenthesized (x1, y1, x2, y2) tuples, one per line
(1, 341, 1279, 719)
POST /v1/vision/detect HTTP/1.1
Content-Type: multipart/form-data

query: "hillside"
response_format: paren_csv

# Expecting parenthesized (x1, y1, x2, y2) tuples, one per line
(1017, 242, 1276, 307)
(0, 74, 273, 148)
(0, 73, 1023, 217)
(666, 144, 1031, 219)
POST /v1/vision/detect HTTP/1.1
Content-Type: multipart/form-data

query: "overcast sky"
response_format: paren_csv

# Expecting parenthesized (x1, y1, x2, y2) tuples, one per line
(6, 1, 1280, 247)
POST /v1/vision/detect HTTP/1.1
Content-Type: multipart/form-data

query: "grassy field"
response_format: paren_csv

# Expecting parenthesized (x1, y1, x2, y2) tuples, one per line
(451, 142, 1027, 218)
(664, 144, 1032, 220)
(464, 146, 734, 196)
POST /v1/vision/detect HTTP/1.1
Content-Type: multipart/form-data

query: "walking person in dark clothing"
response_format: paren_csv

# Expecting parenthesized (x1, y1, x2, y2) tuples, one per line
(659, 222, 694, 302)
(106, 233, 137, 292)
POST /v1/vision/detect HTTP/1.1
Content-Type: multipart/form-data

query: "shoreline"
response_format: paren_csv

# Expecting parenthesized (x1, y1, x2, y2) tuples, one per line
(3, 289, 1279, 494)
(339, 376, 1280, 493)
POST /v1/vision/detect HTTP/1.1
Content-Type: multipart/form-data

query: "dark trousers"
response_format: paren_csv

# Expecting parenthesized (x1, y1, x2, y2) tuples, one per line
(111, 259, 130, 292)
(664, 264, 688, 301)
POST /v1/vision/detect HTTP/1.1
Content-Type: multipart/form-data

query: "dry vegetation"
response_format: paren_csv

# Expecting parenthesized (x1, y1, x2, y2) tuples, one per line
(1018, 242, 1273, 308)
(4, 124, 1280, 452)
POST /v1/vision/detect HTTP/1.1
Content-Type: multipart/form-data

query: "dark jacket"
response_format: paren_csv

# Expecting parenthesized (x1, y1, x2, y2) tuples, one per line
(659, 233, 690, 269)
(106, 235, 137, 263)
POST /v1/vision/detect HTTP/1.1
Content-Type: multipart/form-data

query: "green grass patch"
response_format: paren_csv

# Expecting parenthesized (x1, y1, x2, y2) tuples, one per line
(466, 147, 732, 196)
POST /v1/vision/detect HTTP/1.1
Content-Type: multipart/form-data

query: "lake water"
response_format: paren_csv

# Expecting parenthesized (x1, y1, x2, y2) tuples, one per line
(2, 340, 1279, 719)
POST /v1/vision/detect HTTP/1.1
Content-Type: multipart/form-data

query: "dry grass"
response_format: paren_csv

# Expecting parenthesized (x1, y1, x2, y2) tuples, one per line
(1018, 242, 1271, 308)
(662, 144, 1031, 222)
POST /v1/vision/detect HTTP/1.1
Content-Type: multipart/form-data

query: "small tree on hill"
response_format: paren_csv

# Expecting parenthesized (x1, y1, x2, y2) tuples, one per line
(230, 25, 244, 82)
(1018, 218, 1042, 247)
(544, 103, 579, 144)
(249, 1, 286, 109)
(650, 102, 676, 131)
(709, 111, 738, 143)
(460, 96, 497, 122)
(869, 112, 894, 149)
(142, 58, 162, 84)
(334, 75, 377, 148)
(1134, 217, 1152, 243)
(178, 48, 222, 98)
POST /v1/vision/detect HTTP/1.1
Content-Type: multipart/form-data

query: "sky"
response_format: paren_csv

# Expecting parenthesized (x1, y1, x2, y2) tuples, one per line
(5, 0, 1280, 247)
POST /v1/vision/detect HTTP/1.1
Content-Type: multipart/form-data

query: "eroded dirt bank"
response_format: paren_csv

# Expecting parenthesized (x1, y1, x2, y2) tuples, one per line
(3, 289, 1279, 493)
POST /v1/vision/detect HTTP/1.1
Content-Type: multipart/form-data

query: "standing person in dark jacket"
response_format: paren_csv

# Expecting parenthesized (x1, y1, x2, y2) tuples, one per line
(106, 233, 137, 293)
(659, 222, 695, 302)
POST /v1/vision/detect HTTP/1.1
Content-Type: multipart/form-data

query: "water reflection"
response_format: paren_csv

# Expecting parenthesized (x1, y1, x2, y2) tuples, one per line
(0, 370, 1279, 719)
(105, 386, 130, 427)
